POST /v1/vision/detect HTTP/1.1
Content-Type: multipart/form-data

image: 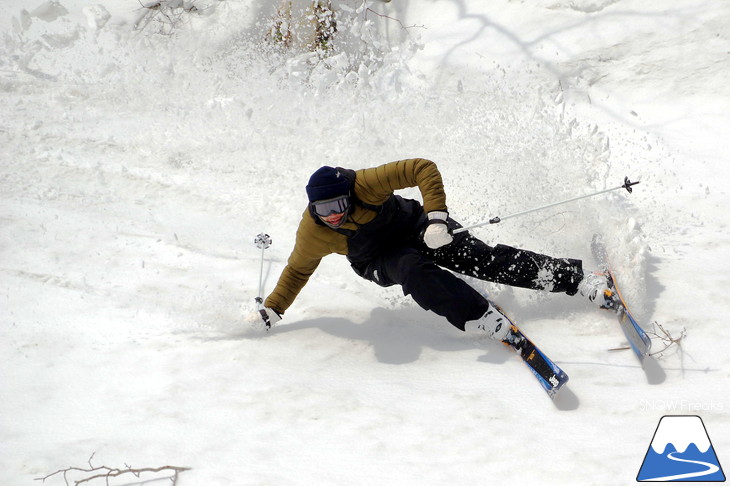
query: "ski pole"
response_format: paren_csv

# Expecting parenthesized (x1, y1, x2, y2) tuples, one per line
(254, 233, 272, 309)
(453, 176, 640, 234)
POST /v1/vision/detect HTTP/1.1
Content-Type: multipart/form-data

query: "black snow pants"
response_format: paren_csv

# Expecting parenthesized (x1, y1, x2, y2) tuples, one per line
(347, 198, 583, 331)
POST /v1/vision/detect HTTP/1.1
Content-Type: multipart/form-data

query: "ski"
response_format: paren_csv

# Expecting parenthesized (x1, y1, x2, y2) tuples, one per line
(492, 303, 569, 399)
(590, 234, 652, 363)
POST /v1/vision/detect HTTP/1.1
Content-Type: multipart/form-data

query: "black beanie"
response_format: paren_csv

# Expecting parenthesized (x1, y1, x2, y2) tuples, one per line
(306, 166, 350, 202)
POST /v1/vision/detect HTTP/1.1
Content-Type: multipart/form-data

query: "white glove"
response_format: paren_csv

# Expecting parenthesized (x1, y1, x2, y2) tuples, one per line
(255, 299, 282, 331)
(423, 211, 453, 249)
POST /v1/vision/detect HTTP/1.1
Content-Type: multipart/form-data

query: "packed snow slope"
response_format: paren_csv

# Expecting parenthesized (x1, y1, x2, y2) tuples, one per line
(1, 0, 729, 485)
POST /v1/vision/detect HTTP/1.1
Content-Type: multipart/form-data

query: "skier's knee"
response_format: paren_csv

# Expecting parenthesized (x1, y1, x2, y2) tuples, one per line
(395, 250, 429, 281)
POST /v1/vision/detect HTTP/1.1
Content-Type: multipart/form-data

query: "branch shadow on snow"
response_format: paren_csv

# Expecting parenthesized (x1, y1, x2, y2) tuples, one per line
(431, 0, 680, 129)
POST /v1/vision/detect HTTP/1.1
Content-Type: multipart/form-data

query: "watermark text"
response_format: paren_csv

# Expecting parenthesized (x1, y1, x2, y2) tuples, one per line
(640, 398, 724, 412)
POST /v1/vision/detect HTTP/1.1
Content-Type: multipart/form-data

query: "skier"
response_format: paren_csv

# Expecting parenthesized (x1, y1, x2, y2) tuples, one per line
(258, 158, 610, 341)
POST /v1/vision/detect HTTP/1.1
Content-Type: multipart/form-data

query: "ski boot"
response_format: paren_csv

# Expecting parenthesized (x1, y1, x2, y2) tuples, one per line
(578, 269, 619, 310)
(465, 304, 512, 341)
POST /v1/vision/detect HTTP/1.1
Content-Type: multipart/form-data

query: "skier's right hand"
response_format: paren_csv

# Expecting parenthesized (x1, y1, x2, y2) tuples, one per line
(423, 211, 453, 249)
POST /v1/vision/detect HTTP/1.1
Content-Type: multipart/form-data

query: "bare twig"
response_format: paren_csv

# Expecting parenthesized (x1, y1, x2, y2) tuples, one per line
(608, 345, 631, 352)
(607, 322, 686, 361)
(35, 454, 190, 486)
(134, 0, 201, 34)
(137, 0, 198, 13)
(648, 321, 686, 359)
(365, 8, 426, 32)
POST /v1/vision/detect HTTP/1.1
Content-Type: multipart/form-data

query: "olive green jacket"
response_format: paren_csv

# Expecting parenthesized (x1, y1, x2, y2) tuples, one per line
(264, 158, 447, 314)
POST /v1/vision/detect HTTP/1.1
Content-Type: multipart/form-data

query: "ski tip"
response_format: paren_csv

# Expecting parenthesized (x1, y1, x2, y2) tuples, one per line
(547, 375, 570, 400)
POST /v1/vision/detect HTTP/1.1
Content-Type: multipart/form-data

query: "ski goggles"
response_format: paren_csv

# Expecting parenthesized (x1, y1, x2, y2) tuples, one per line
(311, 195, 351, 217)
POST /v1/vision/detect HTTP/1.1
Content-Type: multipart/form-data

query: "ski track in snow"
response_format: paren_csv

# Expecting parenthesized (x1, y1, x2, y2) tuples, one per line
(645, 452, 720, 482)
(1, 0, 729, 485)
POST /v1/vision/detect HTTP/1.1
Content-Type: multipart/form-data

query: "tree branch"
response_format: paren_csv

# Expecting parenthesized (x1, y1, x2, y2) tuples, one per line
(648, 321, 686, 359)
(35, 454, 190, 486)
(365, 8, 426, 32)
(608, 322, 686, 361)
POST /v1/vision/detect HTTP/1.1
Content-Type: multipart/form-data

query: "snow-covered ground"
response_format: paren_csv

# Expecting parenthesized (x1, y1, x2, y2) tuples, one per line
(1, 0, 728, 484)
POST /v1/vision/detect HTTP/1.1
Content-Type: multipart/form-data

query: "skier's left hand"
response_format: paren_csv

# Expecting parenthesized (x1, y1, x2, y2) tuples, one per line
(250, 298, 282, 332)
(257, 306, 282, 330)
(423, 211, 453, 249)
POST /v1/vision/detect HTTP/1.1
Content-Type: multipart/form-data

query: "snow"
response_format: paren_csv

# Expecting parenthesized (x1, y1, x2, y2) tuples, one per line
(650, 416, 711, 455)
(1, 0, 729, 484)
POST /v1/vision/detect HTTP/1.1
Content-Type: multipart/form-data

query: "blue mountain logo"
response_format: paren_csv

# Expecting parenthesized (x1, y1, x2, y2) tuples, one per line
(637, 415, 725, 482)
